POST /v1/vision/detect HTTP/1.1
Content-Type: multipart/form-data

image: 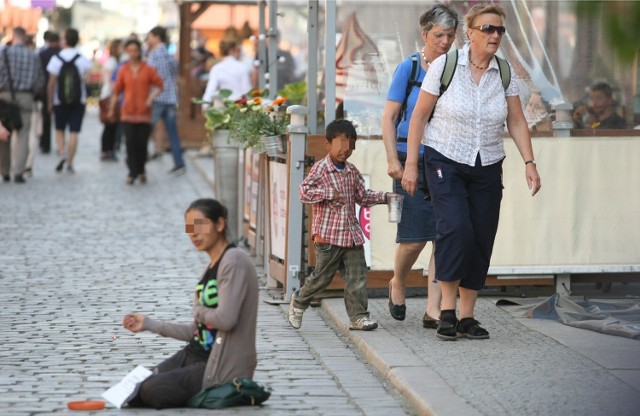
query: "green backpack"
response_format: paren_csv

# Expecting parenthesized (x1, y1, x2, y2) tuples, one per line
(430, 48, 511, 120)
(439, 48, 511, 94)
(186, 377, 271, 409)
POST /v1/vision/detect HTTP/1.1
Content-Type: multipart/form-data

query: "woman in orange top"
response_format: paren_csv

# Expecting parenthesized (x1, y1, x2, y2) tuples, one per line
(109, 39, 163, 185)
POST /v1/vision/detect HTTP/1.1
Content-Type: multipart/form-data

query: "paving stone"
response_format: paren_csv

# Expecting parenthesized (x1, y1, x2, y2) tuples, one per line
(0, 110, 410, 416)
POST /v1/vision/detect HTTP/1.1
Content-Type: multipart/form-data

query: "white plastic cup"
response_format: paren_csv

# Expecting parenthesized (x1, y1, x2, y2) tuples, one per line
(387, 193, 404, 223)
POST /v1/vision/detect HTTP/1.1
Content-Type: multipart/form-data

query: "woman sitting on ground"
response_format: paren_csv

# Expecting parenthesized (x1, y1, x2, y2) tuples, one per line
(123, 198, 259, 409)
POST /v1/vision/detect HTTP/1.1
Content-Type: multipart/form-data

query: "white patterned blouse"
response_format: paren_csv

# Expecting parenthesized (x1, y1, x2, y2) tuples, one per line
(421, 43, 519, 167)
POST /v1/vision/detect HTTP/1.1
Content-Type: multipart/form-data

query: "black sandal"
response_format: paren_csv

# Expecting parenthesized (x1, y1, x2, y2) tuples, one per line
(388, 282, 406, 321)
(436, 310, 458, 341)
(457, 318, 490, 340)
(422, 312, 439, 329)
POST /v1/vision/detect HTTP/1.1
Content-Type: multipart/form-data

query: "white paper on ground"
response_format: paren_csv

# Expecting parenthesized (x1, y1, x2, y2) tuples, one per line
(101, 365, 152, 408)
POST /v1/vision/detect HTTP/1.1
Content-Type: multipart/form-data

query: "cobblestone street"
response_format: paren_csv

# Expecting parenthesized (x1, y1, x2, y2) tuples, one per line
(0, 111, 412, 416)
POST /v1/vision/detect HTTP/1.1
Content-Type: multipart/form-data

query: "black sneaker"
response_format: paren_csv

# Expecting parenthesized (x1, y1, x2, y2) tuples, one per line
(14, 174, 26, 184)
(457, 318, 490, 340)
(436, 310, 458, 341)
(168, 165, 185, 176)
(55, 157, 66, 172)
(149, 152, 162, 161)
(2, 174, 9, 183)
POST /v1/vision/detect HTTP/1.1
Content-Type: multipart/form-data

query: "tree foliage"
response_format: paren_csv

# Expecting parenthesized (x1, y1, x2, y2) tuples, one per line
(575, 0, 640, 64)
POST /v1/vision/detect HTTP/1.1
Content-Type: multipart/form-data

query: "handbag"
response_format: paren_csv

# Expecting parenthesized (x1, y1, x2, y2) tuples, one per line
(2, 49, 23, 131)
(186, 377, 271, 409)
(98, 98, 119, 124)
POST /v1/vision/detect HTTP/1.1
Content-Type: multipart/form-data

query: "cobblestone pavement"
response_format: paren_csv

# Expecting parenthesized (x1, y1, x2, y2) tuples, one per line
(0, 111, 413, 416)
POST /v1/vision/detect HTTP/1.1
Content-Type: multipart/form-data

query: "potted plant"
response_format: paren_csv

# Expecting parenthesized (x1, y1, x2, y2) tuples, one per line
(229, 89, 289, 155)
(193, 89, 237, 149)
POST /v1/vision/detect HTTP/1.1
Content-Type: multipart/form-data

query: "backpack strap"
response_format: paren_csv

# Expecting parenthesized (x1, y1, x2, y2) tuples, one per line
(439, 48, 459, 96)
(495, 55, 511, 91)
(428, 48, 458, 121)
(70, 53, 80, 64)
(396, 52, 421, 127)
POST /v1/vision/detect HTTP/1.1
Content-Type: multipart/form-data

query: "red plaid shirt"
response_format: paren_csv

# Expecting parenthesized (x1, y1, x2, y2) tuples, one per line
(300, 154, 388, 247)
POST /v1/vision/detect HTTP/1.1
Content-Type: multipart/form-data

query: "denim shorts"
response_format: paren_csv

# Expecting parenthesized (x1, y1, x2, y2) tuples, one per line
(393, 152, 438, 243)
(54, 104, 86, 133)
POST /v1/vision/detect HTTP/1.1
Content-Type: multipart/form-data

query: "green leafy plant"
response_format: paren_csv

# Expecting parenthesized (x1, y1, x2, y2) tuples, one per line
(229, 93, 290, 150)
(278, 81, 306, 105)
(192, 89, 236, 132)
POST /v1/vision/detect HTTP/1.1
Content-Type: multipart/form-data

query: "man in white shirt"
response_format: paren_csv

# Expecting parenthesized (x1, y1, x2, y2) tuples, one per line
(202, 38, 252, 104)
(46, 28, 92, 174)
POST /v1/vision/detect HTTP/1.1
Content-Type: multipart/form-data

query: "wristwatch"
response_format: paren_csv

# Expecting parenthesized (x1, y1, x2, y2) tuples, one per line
(524, 160, 536, 166)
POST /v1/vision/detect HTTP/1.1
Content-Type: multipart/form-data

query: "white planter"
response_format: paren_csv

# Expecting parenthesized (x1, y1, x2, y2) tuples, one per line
(211, 130, 241, 241)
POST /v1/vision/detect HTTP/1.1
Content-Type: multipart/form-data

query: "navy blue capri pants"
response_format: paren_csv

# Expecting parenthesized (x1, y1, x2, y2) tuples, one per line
(424, 146, 503, 290)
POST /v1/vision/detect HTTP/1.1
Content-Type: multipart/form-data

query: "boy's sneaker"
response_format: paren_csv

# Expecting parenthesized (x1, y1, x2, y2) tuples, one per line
(287, 295, 304, 329)
(349, 316, 378, 331)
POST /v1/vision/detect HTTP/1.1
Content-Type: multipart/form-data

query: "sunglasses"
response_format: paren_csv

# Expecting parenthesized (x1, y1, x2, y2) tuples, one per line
(471, 24, 506, 35)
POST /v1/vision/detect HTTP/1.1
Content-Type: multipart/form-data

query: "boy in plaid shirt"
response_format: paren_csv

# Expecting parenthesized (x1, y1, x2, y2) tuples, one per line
(288, 119, 390, 331)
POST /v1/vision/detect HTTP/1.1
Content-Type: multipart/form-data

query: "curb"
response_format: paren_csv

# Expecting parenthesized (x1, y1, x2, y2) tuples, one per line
(320, 298, 480, 416)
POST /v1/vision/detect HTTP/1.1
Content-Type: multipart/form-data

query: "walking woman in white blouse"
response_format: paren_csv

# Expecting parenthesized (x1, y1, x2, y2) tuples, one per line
(402, 2, 541, 341)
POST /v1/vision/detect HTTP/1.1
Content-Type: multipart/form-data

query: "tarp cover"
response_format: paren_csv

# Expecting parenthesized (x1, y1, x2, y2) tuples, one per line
(497, 294, 640, 339)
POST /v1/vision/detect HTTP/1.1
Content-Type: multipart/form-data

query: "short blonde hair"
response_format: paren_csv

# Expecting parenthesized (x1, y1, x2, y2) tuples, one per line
(465, 3, 506, 30)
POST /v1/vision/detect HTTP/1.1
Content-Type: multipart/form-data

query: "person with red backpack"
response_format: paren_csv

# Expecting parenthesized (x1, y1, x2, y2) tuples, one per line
(46, 28, 92, 174)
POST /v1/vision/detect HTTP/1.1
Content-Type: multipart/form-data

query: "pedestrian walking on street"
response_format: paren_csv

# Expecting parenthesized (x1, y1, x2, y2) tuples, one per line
(37, 30, 61, 154)
(98, 38, 122, 161)
(122, 199, 259, 409)
(402, 2, 541, 341)
(46, 28, 92, 174)
(382, 4, 458, 328)
(109, 39, 162, 185)
(288, 119, 390, 331)
(146, 26, 186, 176)
(0, 26, 45, 183)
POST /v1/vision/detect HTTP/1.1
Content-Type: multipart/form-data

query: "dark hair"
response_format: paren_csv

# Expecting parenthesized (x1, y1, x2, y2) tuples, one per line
(325, 119, 357, 142)
(124, 39, 142, 51)
(186, 199, 229, 236)
(149, 26, 168, 44)
(49, 32, 60, 43)
(12, 27, 26, 40)
(419, 4, 459, 33)
(108, 39, 122, 60)
(590, 82, 614, 98)
(43, 30, 55, 42)
(65, 28, 79, 47)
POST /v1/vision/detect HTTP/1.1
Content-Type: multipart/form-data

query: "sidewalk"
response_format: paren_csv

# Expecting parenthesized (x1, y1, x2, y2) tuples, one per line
(191, 135, 640, 416)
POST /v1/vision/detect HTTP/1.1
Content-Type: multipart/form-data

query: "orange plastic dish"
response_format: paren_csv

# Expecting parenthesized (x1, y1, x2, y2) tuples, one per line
(67, 400, 106, 411)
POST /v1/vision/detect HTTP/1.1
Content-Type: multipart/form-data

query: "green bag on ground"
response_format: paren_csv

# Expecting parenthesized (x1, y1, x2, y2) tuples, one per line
(186, 377, 271, 409)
